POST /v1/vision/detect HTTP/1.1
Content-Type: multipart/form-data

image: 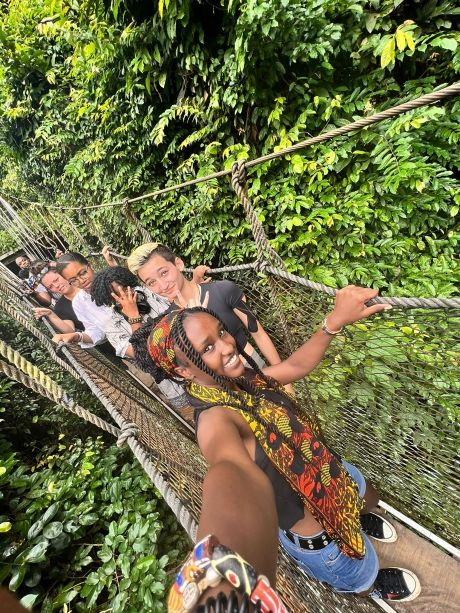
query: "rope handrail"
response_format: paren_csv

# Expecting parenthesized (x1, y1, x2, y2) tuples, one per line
(0, 344, 119, 438)
(0, 293, 83, 380)
(263, 265, 460, 309)
(33, 82, 460, 211)
(59, 342, 199, 540)
(1, 265, 459, 570)
(83, 254, 460, 309)
(0, 353, 197, 538)
(183, 262, 258, 274)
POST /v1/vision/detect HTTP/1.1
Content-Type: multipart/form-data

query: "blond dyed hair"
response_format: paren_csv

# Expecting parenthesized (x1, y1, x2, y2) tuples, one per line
(127, 243, 178, 276)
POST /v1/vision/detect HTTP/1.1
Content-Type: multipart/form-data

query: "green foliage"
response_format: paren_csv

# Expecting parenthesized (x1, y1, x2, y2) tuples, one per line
(0, 436, 188, 611)
(0, 316, 189, 610)
(0, 230, 18, 254)
(309, 310, 460, 538)
(0, 0, 459, 294)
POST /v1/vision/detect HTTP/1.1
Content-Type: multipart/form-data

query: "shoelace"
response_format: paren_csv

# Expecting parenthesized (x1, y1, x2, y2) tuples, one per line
(375, 569, 409, 597)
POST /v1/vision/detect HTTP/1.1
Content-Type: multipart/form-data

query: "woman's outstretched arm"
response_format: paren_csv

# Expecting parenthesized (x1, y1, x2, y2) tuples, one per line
(168, 408, 282, 611)
(196, 408, 279, 583)
(263, 285, 391, 385)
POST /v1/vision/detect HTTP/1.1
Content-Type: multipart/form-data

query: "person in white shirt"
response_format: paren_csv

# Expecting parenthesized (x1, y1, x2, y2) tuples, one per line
(51, 253, 107, 349)
(51, 253, 206, 410)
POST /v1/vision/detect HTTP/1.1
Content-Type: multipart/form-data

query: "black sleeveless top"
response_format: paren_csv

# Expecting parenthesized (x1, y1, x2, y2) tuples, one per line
(190, 380, 305, 530)
(167, 280, 259, 350)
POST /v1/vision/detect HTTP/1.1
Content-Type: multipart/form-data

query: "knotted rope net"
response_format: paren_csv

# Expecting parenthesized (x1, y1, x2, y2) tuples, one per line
(2, 268, 457, 612)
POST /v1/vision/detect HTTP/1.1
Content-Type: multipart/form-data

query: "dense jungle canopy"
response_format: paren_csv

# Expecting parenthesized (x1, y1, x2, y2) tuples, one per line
(0, 0, 459, 292)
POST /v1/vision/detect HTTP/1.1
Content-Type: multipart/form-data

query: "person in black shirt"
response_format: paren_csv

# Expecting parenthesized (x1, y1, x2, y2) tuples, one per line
(127, 243, 282, 369)
(31, 265, 83, 332)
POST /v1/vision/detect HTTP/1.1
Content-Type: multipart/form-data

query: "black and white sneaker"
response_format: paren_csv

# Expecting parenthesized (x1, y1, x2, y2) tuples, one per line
(360, 512, 397, 543)
(371, 567, 421, 602)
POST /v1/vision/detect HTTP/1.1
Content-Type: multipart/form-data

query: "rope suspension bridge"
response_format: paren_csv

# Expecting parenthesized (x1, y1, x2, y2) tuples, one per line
(0, 83, 459, 612)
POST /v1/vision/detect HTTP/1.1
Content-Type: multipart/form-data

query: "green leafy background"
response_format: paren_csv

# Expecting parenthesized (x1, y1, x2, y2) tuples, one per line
(0, 0, 459, 609)
(0, 314, 189, 611)
(0, 0, 458, 296)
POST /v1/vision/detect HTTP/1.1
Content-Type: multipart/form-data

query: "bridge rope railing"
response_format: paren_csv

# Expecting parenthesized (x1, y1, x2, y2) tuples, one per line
(1, 260, 459, 612)
(27, 81, 460, 211)
(1, 260, 458, 551)
(0, 338, 200, 541)
(0, 276, 383, 613)
(84, 256, 460, 310)
(0, 282, 202, 540)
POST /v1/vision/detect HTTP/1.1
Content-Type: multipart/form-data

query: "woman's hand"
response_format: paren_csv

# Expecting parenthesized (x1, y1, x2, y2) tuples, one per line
(101, 245, 118, 267)
(33, 307, 52, 320)
(327, 285, 391, 330)
(192, 265, 211, 284)
(52, 332, 79, 344)
(110, 283, 139, 318)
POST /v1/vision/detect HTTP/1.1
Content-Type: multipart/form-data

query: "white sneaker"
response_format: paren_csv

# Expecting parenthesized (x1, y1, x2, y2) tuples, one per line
(360, 512, 397, 543)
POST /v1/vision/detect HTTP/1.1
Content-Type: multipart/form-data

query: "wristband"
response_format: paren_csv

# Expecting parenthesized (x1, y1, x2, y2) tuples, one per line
(168, 535, 286, 613)
(74, 332, 83, 343)
(197, 591, 255, 613)
(321, 317, 343, 336)
(127, 315, 143, 324)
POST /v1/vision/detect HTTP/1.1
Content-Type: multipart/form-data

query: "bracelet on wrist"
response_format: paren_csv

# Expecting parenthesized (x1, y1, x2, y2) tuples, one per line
(197, 591, 254, 613)
(168, 535, 286, 613)
(321, 317, 343, 336)
(74, 332, 83, 343)
(127, 315, 143, 324)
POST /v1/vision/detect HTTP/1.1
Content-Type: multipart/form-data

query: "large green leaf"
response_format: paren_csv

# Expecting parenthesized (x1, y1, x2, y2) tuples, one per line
(43, 521, 63, 539)
(9, 566, 26, 591)
(19, 593, 39, 610)
(24, 541, 49, 564)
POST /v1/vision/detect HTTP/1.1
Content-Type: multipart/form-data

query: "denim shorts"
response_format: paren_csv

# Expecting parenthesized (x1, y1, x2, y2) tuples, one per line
(279, 461, 379, 593)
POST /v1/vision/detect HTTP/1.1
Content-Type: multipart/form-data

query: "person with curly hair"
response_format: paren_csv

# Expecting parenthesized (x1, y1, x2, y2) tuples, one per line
(89, 265, 189, 408)
(89, 265, 170, 357)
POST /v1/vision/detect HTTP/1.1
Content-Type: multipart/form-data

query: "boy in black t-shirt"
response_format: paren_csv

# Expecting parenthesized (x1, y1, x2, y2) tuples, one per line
(127, 243, 282, 369)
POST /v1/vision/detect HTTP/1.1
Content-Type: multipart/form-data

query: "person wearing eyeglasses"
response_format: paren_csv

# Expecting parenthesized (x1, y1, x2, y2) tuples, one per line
(49, 252, 107, 348)
(51, 251, 209, 358)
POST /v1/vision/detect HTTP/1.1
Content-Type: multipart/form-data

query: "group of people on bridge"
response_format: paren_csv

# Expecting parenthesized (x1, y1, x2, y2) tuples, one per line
(14, 243, 421, 612)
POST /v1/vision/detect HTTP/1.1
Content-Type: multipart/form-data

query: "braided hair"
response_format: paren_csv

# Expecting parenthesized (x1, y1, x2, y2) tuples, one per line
(131, 318, 168, 383)
(174, 308, 300, 437)
(172, 307, 268, 398)
(132, 307, 301, 446)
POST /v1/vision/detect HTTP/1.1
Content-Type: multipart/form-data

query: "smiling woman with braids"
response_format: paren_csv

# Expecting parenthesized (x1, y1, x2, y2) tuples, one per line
(132, 286, 421, 611)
